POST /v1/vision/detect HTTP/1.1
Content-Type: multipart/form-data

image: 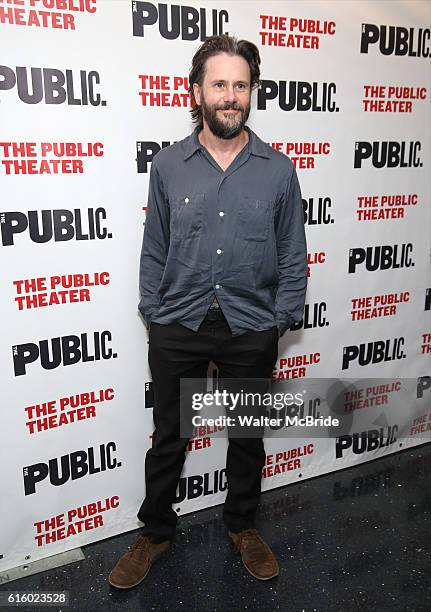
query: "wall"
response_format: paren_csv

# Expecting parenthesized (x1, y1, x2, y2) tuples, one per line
(0, 0, 430, 572)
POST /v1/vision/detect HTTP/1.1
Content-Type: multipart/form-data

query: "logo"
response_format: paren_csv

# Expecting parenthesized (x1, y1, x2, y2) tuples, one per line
(342, 337, 406, 370)
(23, 442, 120, 496)
(34, 496, 120, 547)
(259, 15, 336, 49)
(262, 446, 314, 477)
(273, 353, 320, 380)
(132, 1, 228, 40)
(348, 244, 414, 273)
(25, 388, 115, 434)
(138, 74, 190, 107)
(356, 194, 418, 221)
(0, 0, 97, 30)
(362, 85, 427, 113)
(137, 141, 172, 173)
(334, 467, 394, 499)
(302, 196, 333, 225)
(360, 24, 430, 58)
(1, 208, 111, 246)
(351, 292, 409, 321)
(336, 427, 398, 458)
(174, 469, 227, 502)
(270, 141, 331, 169)
(0, 66, 105, 105)
(13, 272, 110, 311)
(12, 330, 117, 376)
(307, 251, 325, 277)
(421, 334, 431, 355)
(417, 376, 431, 399)
(145, 381, 154, 408)
(290, 302, 328, 330)
(0, 141, 104, 175)
(258, 80, 337, 111)
(354, 141, 422, 168)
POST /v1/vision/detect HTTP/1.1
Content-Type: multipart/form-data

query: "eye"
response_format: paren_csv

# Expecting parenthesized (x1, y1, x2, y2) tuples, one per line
(215, 82, 225, 89)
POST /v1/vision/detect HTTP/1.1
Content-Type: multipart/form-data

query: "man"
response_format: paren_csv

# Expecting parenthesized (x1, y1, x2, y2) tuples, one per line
(109, 34, 307, 588)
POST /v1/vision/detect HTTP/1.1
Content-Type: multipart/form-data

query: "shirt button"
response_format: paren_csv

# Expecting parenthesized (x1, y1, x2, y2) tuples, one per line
(216, 249, 223, 255)
(184, 197, 190, 204)
(215, 284, 220, 289)
(219, 211, 224, 216)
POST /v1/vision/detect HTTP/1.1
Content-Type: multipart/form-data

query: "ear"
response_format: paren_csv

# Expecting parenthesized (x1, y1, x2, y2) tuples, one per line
(193, 82, 202, 106)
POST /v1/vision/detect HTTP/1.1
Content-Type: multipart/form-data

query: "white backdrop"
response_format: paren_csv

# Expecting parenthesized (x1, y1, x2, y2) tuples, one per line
(0, 0, 430, 572)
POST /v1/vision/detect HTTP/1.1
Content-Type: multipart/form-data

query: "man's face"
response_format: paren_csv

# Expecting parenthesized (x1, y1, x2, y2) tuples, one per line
(193, 52, 252, 139)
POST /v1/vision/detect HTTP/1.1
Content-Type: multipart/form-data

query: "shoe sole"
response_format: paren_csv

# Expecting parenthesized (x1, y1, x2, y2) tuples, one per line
(229, 536, 279, 581)
(108, 546, 169, 589)
(108, 567, 151, 589)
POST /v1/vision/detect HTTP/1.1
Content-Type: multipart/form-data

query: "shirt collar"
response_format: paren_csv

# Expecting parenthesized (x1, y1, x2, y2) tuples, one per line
(183, 125, 270, 161)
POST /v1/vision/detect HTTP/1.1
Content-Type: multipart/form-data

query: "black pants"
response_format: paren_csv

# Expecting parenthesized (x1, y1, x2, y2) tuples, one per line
(137, 309, 279, 542)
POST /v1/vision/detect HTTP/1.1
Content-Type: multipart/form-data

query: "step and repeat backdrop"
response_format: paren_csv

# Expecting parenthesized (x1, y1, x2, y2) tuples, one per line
(1, 0, 430, 572)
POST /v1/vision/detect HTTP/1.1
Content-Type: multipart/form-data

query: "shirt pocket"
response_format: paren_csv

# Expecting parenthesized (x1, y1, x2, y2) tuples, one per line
(238, 195, 273, 242)
(170, 192, 205, 240)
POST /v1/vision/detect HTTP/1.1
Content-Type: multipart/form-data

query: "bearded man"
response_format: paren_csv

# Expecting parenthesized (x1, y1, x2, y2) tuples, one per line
(109, 34, 308, 589)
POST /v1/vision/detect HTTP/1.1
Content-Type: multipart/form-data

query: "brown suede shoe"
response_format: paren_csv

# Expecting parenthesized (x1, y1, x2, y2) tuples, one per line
(228, 528, 279, 580)
(109, 534, 171, 589)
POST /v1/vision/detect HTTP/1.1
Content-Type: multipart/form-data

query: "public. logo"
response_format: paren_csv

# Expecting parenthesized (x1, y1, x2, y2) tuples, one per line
(13, 331, 117, 376)
(258, 80, 338, 111)
(1, 209, 111, 246)
(348, 244, 414, 273)
(23, 442, 121, 496)
(0, 66, 105, 105)
(354, 141, 422, 168)
(342, 337, 406, 370)
(132, 1, 228, 40)
(360, 24, 430, 58)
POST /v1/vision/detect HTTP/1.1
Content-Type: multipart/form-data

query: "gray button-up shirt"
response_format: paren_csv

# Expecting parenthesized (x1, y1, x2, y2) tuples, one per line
(139, 126, 308, 337)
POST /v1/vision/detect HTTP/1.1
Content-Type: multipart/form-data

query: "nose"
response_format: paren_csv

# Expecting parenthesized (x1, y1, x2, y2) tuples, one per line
(223, 84, 237, 103)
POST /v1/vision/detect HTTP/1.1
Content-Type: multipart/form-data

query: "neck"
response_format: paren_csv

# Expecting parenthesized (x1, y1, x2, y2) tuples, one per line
(198, 124, 249, 156)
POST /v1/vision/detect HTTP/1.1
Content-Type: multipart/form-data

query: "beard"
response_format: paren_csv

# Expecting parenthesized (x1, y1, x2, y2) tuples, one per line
(200, 93, 250, 140)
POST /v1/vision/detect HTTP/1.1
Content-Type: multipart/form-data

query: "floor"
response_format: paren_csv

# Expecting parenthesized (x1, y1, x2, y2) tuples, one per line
(1, 443, 430, 612)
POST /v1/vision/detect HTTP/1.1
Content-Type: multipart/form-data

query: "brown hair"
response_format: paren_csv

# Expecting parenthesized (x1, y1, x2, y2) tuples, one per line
(188, 35, 261, 128)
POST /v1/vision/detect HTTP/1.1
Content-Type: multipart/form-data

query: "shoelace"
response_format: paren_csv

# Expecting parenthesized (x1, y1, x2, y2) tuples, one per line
(129, 535, 152, 561)
(233, 529, 275, 570)
(233, 529, 261, 553)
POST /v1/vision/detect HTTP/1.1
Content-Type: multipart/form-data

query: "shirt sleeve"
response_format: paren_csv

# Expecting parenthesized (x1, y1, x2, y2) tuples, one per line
(138, 160, 170, 328)
(274, 164, 308, 337)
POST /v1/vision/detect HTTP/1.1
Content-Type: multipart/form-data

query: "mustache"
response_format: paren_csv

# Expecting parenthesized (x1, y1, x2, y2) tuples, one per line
(216, 102, 243, 111)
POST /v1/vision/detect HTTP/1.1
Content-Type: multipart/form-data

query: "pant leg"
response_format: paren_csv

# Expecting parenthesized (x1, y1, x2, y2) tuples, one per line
(213, 324, 279, 533)
(137, 321, 210, 542)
